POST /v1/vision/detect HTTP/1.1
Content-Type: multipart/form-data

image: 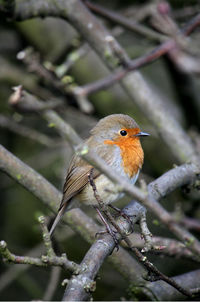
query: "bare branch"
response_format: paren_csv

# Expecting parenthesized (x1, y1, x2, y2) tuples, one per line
(125, 233, 198, 262)
(0, 240, 77, 272)
(17, 47, 94, 113)
(0, 114, 57, 147)
(0, 216, 78, 272)
(84, 0, 167, 42)
(146, 269, 200, 301)
(63, 199, 149, 301)
(38, 216, 56, 258)
(0, 243, 44, 293)
(148, 163, 199, 200)
(43, 266, 61, 300)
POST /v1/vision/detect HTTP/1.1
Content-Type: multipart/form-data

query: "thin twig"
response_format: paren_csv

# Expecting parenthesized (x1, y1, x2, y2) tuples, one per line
(138, 212, 153, 253)
(84, 0, 167, 42)
(38, 216, 55, 258)
(43, 266, 61, 301)
(17, 47, 93, 113)
(0, 114, 57, 147)
(78, 12, 200, 97)
(0, 240, 77, 272)
(76, 39, 176, 97)
(124, 233, 198, 262)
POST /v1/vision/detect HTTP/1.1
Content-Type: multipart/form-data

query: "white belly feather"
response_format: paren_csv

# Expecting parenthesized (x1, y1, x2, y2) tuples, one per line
(77, 146, 140, 206)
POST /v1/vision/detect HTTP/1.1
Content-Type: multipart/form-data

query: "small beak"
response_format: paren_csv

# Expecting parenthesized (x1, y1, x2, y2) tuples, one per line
(134, 131, 150, 137)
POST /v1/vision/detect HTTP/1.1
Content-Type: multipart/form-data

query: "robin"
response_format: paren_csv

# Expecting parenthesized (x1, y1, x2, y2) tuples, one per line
(50, 114, 149, 236)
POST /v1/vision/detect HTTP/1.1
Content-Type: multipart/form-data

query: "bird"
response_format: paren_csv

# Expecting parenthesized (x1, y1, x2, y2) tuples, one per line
(49, 114, 149, 236)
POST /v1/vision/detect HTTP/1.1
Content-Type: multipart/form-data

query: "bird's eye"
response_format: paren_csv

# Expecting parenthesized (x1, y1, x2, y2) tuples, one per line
(120, 130, 127, 136)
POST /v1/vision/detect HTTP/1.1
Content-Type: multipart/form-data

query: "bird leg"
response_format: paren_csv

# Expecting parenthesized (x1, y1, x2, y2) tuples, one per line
(108, 204, 134, 233)
(89, 169, 119, 249)
(93, 206, 119, 249)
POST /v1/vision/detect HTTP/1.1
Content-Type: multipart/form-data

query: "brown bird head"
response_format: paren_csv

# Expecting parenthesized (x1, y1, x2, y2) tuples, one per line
(90, 114, 149, 142)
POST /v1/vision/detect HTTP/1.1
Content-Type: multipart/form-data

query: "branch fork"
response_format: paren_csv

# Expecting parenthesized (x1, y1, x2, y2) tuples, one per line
(0, 216, 79, 273)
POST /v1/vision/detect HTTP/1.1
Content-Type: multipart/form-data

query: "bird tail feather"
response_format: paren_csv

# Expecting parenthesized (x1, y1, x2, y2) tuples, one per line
(49, 206, 65, 236)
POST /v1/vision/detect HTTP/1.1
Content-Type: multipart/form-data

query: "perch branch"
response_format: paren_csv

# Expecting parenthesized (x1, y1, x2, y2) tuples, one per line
(63, 199, 151, 301)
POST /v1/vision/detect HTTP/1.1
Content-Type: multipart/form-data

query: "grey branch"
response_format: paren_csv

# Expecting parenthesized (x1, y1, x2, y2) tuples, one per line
(0, 113, 57, 147)
(0, 240, 77, 272)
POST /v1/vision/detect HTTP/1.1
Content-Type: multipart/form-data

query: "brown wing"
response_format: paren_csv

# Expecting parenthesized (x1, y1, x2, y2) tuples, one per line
(59, 155, 100, 211)
(49, 142, 116, 236)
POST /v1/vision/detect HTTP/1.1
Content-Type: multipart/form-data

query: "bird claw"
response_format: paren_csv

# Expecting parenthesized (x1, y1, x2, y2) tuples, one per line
(95, 230, 107, 238)
(121, 212, 134, 232)
(109, 205, 134, 233)
(95, 229, 119, 251)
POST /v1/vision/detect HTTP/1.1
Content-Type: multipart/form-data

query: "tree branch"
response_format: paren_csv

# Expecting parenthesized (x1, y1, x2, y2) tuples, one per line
(125, 233, 198, 262)
(84, 0, 167, 42)
(0, 240, 76, 271)
(0, 216, 78, 272)
(0, 113, 58, 147)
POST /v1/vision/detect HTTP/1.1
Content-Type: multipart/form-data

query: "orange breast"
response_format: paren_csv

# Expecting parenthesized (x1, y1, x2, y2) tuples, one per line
(104, 137, 144, 178)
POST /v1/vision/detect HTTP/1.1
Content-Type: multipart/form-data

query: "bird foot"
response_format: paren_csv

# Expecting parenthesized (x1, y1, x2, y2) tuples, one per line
(108, 204, 134, 233)
(95, 228, 119, 251)
(94, 206, 119, 250)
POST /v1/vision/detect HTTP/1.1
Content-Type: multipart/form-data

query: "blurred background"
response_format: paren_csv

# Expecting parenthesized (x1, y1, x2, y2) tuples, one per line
(0, 0, 200, 300)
